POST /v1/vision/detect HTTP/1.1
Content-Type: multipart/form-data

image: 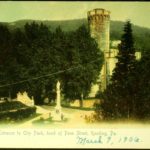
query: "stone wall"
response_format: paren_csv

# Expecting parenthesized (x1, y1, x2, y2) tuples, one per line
(17, 91, 34, 107)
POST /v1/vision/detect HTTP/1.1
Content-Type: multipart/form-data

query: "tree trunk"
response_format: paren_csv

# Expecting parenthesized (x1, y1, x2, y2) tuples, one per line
(79, 99, 83, 108)
(79, 93, 84, 108)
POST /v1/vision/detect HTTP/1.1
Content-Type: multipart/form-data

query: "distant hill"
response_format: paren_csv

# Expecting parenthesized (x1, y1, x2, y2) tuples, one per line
(0, 18, 87, 31)
(109, 20, 150, 51)
(0, 18, 150, 51)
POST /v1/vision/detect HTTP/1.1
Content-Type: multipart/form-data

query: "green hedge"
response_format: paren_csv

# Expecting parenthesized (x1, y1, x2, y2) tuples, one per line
(0, 106, 36, 121)
(0, 101, 27, 111)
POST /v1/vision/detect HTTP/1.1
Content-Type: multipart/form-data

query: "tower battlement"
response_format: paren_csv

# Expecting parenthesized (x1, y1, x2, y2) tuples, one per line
(88, 8, 110, 19)
(87, 8, 110, 52)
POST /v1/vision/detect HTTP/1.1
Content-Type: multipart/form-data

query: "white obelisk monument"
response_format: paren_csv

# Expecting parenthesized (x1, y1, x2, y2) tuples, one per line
(54, 81, 62, 120)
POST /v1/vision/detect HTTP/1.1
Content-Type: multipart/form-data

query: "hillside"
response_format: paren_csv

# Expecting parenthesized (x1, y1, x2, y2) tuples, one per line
(109, 20, 150, 51)
(0, 18, 88, 32)
(0, 18, 150, 51)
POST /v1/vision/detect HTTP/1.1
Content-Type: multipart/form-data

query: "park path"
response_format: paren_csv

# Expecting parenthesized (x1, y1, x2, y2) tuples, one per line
(18, 106, 51, 127)
(18, 105, 94, 128)
(41, 105, 95, 128)
(15, 105, 150, 128)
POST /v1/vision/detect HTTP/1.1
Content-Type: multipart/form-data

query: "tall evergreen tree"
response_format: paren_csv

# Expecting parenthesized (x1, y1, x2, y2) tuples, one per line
(112, 21, 135, 82)
(112, 20, 136, 118)
(96, 21, 137, 119)
(133, 50, 150, 119)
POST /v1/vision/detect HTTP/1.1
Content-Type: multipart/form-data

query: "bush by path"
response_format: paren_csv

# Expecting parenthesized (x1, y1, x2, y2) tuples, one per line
(0, 101, 36, 121)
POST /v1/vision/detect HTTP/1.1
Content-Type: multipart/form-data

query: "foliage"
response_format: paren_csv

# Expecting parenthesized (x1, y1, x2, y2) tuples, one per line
(133, 50, 150, 119)
(0, 23, 103, 105)
(96, 21, 138, 120)
(61, 25, 103, 104)
(0, 101, 36, 121)
(95, 21, 150, 120)
(0, 101, 27, 111)
(0, 107, 36, 121)
(0, 25, 13, 97)
(1, 19, 150, 52)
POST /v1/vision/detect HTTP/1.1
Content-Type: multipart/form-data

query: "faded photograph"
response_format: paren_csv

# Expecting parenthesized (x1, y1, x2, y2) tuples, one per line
(0, 1, 150, 129)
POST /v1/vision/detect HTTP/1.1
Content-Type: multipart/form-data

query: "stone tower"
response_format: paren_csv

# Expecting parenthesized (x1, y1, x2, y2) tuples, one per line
(88, 8, 110, 96)
(87, 8, 110, 52)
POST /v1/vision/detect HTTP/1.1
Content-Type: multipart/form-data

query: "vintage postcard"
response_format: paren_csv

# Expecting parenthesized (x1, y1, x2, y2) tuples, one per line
(0, 1, 150, 148)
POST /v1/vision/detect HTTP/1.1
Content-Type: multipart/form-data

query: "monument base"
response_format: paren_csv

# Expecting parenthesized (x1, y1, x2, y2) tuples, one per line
(52, 106, 62, 121)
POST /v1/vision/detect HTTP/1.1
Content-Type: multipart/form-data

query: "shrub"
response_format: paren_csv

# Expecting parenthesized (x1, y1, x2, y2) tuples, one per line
(0, 106, 36, 121)
(0, 101, 27, 111)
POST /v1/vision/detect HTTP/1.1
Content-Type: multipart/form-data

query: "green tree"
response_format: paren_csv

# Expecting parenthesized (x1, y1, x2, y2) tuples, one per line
(24, 22, 56, 104)
(0, 25, 14, 98)
(0, 23, 103, 106)
(97, 21, 137, 120)
(112, 20, 136, 118)
(62, 25, 103, 106)
(133, 50, 150, 119)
